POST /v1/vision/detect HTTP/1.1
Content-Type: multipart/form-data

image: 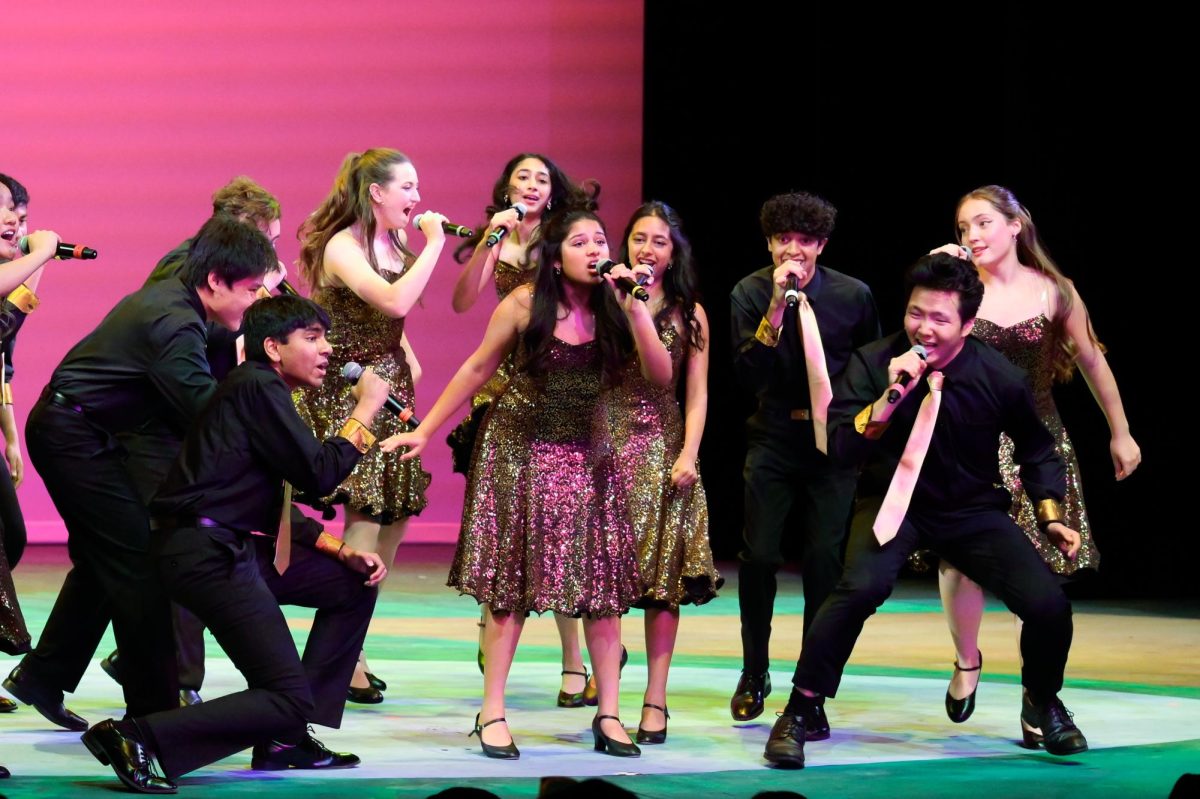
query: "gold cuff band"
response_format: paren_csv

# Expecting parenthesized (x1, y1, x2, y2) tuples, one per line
(338, 417, 376, 454)
(1, 383, 12, 405)
(790, 409, 811, 421)
(1035, 499, 1064, 530)
(315, 532, 347, 560)
(854, 404, 888, 439)
(7, 283, 39, 313)
(755, 317, 780, 348)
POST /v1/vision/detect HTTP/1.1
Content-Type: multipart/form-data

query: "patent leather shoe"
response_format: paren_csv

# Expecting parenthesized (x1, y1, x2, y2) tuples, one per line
(365, 672, 387, 692)
(592, 714, 640, 757)
(81, 719, 177, 794)
(0, 696, 16, 713)
(469, 713, 520, 759)
(0, 764, 10, 778)
(557, 668, 589, 707)
(1020, 691, 1088, 755)
(805, 698, 831, 741)
(179, 689, 202, 707)
(763, 711, 806, 768)
(636, 702, 669, 744)
(100, 650, 124, 685)
(347, 684, 383, 704)
(3, 665, 88, 731)
(730, 670, 771, 721)
(251, 730, 360, 770)
(945, 650, 982, 723)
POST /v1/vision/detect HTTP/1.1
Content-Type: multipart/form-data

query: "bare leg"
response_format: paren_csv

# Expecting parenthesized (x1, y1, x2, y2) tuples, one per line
(640, 607, 678, 732)
(583, 615, 632, 744)
(480, 605, 524, 746)
(555, 613, 586, 694)
(939, 559, 984, 699)
(344, 511, 409, 685)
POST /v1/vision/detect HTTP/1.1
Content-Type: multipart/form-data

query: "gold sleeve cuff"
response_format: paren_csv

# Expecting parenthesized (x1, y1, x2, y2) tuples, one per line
(755, 317, 781, 348)
(854, 404, 889, 439)
(1, 383, 12, 405)
(1035, 499, 1064, 530)
(338, 417, 376, 454)
(7, 283, 39, 313)
(315, 531, 347, 560)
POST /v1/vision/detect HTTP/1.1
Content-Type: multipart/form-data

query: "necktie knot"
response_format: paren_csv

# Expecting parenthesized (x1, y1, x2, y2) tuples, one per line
(927, 371, 944, 391)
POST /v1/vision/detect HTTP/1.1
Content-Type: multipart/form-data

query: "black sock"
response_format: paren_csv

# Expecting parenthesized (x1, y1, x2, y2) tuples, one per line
(784, 688, 820, 716)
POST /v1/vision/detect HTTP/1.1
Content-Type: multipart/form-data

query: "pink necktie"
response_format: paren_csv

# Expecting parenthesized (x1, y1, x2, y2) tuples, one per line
(796, 293, 833, 453)
(274, 482, 292, 574)
(873, 371, 944, 544)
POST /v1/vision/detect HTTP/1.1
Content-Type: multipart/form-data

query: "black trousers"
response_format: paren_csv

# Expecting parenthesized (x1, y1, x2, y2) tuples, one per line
(0, 463, 26, 569)
(140, 526, 377, 779)
(793, 507, 1073, 701)
(738, 411, 856, 674)
(20, 399, 177, 716)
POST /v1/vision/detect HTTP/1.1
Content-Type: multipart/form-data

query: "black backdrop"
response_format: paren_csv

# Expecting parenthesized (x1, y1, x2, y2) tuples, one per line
(641, 5, 1189, 597)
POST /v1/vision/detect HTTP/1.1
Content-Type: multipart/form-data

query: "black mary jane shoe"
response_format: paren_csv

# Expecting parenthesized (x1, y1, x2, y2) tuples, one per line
(469, 713, 519, 759)
(583, 645, 628, 707)
(0, 696, 16, 713)
(636, 702, 669, 744)
(557, 668, 590, 708)
(347, 684, 384, 704)
(592, 714, 640, 757)
(365, 672, 387, 692)
(945, 651, 982, 724)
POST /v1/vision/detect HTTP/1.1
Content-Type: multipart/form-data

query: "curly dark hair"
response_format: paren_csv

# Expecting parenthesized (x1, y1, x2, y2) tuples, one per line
(759, 191, 837, 240)
(0, 174, 29, 207)
(904, 253, 985, 322)
(617, 201, 704, 352)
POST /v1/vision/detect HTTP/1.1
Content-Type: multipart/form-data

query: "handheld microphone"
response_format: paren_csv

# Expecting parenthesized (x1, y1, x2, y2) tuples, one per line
(785, 275, 801, 309)
(413, 214, 474, 238)
(485, 202, 528, 247)
(341, 362, 420, 428)
(276, 278, 301, 297)
(886, 344, 928, 404)
(18, 236, 97, 260)
(594, 259, 650, 302)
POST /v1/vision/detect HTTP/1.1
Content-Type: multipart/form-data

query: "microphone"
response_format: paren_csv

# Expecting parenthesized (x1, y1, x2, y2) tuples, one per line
(594, 259, 650, 302)
(886, 344, 928, 404)
(276, 278, 301, 297)
(785, 275, 801, 309)
(484, 202, 528, 247)
(18, 236, 97, 260)
(413, 214, 474, 238)
(341, 362, 420, 428)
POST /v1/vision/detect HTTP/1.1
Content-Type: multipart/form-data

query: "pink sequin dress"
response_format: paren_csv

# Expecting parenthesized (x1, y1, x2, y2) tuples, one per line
(448, 335, 641, 616)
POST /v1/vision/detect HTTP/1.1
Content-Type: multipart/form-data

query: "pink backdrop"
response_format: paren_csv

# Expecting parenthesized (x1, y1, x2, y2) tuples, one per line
(4, 1, 643, 543)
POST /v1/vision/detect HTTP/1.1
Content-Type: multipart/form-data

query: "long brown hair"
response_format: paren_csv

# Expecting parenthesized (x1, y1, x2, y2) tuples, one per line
(957, 185, 1103, 382)
(299, 149, 415, 289)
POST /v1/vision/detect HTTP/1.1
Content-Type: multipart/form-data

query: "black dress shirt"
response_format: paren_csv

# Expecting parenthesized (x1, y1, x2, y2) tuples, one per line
(49, 277, 214, 437)
(150, 361, 363, 539)
(827, 332, 1065, 513)
(731, 265, 880, 416)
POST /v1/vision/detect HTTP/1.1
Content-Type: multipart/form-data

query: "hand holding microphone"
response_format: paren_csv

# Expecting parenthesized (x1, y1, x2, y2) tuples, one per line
(413, 213, 474, 238)
(886, 344, 928, 404)
(342, 361, 420, 428)
(595, 259, 650, 302)
(19, 232, 96, 260)
(485, 202, 528, 248)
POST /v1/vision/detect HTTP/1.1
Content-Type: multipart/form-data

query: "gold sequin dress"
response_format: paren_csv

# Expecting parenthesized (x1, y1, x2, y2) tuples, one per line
(294, 271, 430, 524)
(448, 335, 641, 617)
(472, 261, 530, 409)
(973, 315, 1097, 574)
(608, 318, 721, 608)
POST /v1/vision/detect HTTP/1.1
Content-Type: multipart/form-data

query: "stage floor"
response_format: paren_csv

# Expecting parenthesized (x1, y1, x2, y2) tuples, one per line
(3, 544, 1198, 798)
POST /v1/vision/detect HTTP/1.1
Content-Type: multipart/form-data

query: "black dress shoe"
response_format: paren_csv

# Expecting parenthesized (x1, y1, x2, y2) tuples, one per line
(365, 672, 387, 692)
(179, 689, 203, 707)
(81, 719, 177, 794)
(591, 714, 640, 757)
(100, 650, 124, 686)
(251, 730, 361, 770)
(346, 685, 383, 704)
(583, 645, 628, 707)
(730, 670, 771, 721)
(557, 669, 589, 708)
(0, 764, 10, 778)
(469, 713, 520, 759)
(763, 711, 806, 768)
(945, 651, 982, 724)
(0, 696, 16, 713)
(636, 702, 669, 744)
(3, 665, 89, 731)
(804, 699, 830, 741)
(1020, 692, 1088, 756)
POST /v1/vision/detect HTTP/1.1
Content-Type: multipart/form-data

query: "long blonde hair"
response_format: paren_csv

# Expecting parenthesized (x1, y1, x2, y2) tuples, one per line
(299, 149, 415, 289)
(957, 185, 1103, 382)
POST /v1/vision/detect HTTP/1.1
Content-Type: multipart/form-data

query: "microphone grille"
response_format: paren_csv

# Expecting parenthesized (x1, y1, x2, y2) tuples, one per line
(594, 258, 615, 275)
(341, 362, 363, 380)
(912, 344, 928, 359)
(512, 202, 528, 219)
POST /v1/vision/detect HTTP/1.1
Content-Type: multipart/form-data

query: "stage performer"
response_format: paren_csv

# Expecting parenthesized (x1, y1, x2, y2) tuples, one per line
(763, 253, 1087, 768)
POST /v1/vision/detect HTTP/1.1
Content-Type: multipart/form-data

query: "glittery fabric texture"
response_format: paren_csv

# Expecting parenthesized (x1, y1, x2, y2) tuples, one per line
(471, 262, 530, 410)
(973, 315, 1097, 574)
(0, 542, 31, 655)
(449, 336, 641, 617)
(294, 270, 430, 524)
(608, 319, 720, 608)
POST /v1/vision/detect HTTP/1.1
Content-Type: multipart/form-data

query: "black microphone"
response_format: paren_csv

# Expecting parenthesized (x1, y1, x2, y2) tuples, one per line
(413, 213, 474, 238)
(785, 275, 801, 309)
(594, 259, 650, 302)
(886, 344, 928, 404)
(341, 362, 420, 428)
(484, 202, 528, 247)
(18, 236, 97, 260)
(276, 278, 301, 297)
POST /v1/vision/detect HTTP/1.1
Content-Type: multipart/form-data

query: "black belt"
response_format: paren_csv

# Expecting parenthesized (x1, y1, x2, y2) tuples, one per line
(150, 515, 226, 532)
(43, 388, 87, 415)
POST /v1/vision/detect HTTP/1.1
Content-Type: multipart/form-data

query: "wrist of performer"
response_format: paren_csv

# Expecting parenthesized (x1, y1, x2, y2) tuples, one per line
(315, 532, 349, 562)
(6, 283, 39, 314)
(1, 382, 13, 406)
(755, 316, 782, 348)
(856, 401, 891, 438)
(1035, 499, 1064, 532)
(338, 417, 377, 453)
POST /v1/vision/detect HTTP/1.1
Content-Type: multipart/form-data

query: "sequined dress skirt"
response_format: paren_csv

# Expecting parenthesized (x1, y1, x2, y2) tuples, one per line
(448, 339, 641, 617)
